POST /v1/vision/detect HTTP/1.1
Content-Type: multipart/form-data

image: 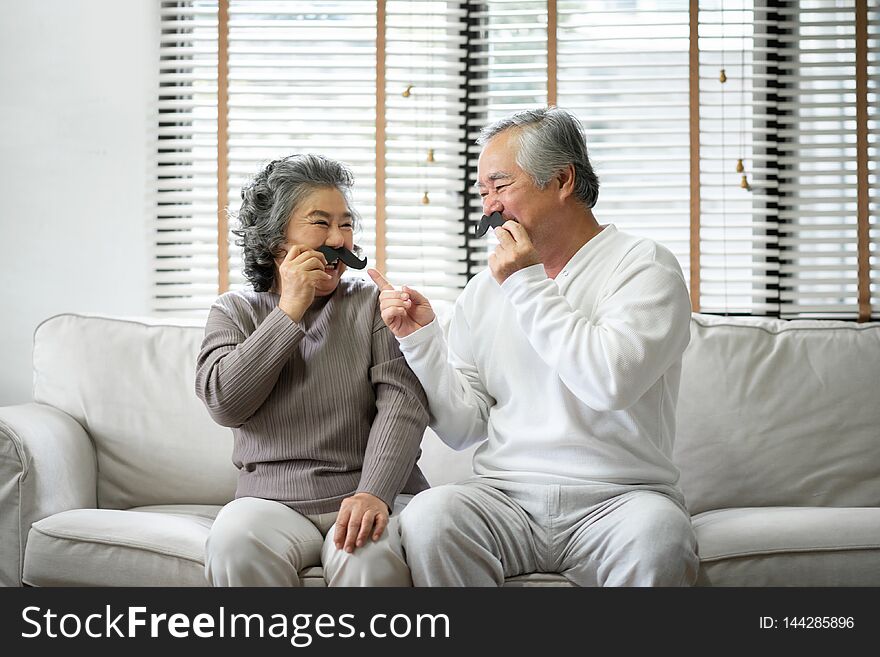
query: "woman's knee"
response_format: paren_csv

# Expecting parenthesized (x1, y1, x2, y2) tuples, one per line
(205, 498, 323, 586)
(322, 519, 411, 587)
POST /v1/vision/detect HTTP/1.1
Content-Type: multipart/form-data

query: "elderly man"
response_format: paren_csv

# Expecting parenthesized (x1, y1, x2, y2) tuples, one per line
(370, 107, 698, 586)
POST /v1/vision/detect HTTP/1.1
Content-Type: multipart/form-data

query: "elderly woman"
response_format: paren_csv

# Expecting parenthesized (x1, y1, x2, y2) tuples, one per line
(195, 153, 429, 586)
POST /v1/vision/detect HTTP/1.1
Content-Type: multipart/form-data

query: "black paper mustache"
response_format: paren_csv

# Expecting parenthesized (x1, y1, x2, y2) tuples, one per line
(317, 245, 368, 270)
(474, 211, 506, 238)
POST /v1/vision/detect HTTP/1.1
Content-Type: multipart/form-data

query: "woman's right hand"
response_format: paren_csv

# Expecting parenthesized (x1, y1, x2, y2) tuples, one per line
(277, 245, 332, 323)
(368, 269, 435, 338)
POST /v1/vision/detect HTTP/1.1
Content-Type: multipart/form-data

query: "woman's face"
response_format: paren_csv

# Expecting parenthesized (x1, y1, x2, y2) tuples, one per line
(279, 186, 355, 297)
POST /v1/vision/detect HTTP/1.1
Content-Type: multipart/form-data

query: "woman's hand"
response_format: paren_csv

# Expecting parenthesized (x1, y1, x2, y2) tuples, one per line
(277, 245, 332, 322)
(368, 269, 435, 338)
(334, 492, 390, 553)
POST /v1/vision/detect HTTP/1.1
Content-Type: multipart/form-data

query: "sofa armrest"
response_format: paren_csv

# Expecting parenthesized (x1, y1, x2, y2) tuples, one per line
(0, 402, 97, 586)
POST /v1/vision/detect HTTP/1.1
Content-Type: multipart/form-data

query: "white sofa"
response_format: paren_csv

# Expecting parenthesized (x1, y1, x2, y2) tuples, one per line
(1, 312, 879, 587)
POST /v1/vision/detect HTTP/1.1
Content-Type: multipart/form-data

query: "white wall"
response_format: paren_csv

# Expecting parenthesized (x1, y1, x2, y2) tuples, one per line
(0, 0, 160, 405)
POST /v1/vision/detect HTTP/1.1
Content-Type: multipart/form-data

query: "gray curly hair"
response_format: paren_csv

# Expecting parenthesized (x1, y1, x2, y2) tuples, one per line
(477, 107, 600, 209)
(232, 153, 360, 292)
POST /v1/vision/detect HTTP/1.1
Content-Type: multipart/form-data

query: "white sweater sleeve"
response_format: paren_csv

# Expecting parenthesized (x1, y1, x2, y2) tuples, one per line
(499, 255, 691, 412)
(396, 309, 494, 450)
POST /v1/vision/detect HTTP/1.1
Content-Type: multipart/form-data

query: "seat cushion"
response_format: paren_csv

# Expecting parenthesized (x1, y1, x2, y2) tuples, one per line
(693, 507, 880, 586)
(503, 573, 574, 587)
(22, 505, 342, 587)
(298, 569, 574, 587)
(23, 505, 222, 586)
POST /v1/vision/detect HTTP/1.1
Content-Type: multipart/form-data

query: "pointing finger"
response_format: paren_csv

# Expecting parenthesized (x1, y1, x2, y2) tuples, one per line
(368, 268, 394, 291)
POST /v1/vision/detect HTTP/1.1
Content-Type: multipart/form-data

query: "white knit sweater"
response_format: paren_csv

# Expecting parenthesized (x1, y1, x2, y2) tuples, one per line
(398, 224, 692, 488)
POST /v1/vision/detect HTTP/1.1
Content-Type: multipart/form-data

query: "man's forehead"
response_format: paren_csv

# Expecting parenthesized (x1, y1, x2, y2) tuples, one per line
(477, 137, 520, 185)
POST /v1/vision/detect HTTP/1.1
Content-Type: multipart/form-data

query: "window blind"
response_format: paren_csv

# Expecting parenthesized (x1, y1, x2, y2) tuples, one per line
(466, 2, 694, 287)
(224, 1, 378, 296)
(870, 2, 879, 316)
(154, 1, 877, 318)
(154, 1, 220, 313)
(752, 0, 877, 318)
(153, 0, 470, 312)
(384, 1, 469, 301)
(698, 0, 769, 314)
(558, 0, 693, 292)
(465, 0, 548, 275)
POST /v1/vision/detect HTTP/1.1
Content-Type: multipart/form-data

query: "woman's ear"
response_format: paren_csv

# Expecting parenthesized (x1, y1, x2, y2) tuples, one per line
(271, 243, 288, 266)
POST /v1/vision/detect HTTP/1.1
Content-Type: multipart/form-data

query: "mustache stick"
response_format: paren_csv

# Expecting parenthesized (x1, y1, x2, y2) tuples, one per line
(317, 245, 368, 270)
(474, 211, 506, 238)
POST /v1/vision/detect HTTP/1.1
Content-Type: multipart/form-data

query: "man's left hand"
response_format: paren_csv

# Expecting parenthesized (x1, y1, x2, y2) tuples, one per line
(489, 220, 541, 284)
(334, 492, 390, 553)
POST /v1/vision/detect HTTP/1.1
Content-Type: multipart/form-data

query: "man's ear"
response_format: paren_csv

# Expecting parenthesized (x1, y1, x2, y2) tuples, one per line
(556, 164, 576, 200)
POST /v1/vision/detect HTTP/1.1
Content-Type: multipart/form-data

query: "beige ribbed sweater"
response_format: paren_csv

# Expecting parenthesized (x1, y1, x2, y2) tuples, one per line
(195, 278, 429, 514)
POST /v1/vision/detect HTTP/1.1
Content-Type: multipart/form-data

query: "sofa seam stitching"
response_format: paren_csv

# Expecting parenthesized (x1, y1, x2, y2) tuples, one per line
(34, 313, 209, 337)
(0, 415, 29, 585)
(691, 315, 880, 335)
(28, 525, 205, 565)
(700, 543, 880, 562)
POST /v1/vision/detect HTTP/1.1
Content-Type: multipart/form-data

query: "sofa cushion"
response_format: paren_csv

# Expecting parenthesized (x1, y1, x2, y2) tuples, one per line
(674, 314, 880, 514)
(23, 505, 222, 586)
(693, 506, 880, 586)
(22, 505, 340, 587)
(32, 314, 238, 509)
(503, 573, 573, 587)
(299, 568, 574, 587)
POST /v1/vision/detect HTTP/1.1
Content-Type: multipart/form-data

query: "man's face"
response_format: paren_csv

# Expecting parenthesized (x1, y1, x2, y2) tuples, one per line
(281, 186, 354, 297)
(476, 130, 559, 238)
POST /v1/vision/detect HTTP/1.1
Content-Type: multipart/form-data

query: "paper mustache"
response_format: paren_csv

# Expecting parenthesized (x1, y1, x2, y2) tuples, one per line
(317, 245, 368, 270)
(474, 211, 506, 238)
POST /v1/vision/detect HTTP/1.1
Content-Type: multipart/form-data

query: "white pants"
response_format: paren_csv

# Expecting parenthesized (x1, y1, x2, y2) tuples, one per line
(399, 478, 698, 587)
(205, 496, 412, 587)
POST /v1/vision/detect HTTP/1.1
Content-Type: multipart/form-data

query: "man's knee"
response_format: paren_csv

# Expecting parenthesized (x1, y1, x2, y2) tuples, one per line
(629, 498, 698, 586)
(399, 486, 469, 549)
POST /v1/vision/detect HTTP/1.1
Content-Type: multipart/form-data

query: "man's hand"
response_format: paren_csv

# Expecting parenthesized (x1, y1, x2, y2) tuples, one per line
(368, 269, 435, 338)
(277, 245, 332, 323)
(334, 492, 390, 553)
(488, 221, 541, 285)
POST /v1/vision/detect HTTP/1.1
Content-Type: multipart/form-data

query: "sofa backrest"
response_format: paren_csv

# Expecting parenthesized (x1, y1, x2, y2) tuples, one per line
(673, 313, 880, 514)
(31, 312, 473, 509)
(33, 314, 238, 509)
(32, 312, 880, 514)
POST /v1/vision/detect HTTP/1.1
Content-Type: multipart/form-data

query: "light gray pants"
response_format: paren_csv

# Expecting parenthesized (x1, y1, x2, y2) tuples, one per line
(399, 478, 698, 587)
(205, 496, 412, 587)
